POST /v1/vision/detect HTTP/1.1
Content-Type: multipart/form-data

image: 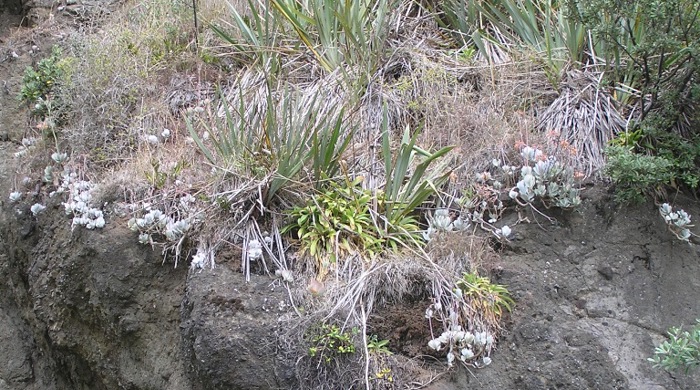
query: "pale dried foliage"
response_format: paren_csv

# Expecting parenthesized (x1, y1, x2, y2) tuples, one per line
(537, 69, 626, 176)
(55, 0, 226, 167)
(282, 232, 506, 389)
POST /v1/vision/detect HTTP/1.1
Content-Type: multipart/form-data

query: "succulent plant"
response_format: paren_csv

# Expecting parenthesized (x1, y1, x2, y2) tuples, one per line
(9, 191, 22, 203)
(423, 209, 471, 241)
(31, 203, 46, 215)
(247, 239, 264, 260)
(506, 147, 580, 209)
(659, 203, 694, 242)
(51, 151, 68, 164)
(59, 172, 106, 230)
(427, 325, 495, 367)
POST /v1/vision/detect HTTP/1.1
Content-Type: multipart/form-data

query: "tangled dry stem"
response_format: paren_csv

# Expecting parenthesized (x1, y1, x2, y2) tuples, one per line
(537, 69, 626, 177)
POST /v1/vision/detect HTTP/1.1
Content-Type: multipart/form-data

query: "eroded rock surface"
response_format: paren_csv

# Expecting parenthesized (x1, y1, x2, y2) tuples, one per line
(181, 266, 297, 389)
(443, 189, 700, 390)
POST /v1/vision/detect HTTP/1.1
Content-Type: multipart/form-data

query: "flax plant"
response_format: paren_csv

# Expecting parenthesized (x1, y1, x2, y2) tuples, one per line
(441, 0, 588, 80)
(270, 0, 392, 72)
(210, 0, 283, 71)
(187, 79, 353, 205)
(378, 105, 454, 250)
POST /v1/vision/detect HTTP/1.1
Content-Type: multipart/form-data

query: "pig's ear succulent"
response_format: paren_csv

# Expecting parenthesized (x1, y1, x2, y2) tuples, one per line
(507, 146, 580, 209)
(659, 203, 695, 242)
(31, 203, 46, 216)
(9, 191, 22, 203)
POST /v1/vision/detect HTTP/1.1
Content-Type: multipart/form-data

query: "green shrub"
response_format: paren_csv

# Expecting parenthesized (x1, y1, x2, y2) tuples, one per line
(308, 324, 358, 364)
(572, 0, 700, 127)
(19, 46, 72, 117)
(650, 320, 700, 373)
(282, 178, 385, 277)
(645, 130, 700, 191)
(604, 144, 674, 204)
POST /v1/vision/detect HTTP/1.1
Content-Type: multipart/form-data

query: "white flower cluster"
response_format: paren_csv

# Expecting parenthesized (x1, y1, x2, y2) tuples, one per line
(503, 146, 581, 208)
(55, 171, 105, 229)
(423, 209, 471, 241)
(128, 196, 196, 245)
(659, 203, 694, 242)
(427, 325, 494, 367)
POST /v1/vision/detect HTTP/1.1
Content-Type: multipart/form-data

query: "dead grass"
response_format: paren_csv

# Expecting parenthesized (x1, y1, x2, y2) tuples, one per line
(536, 69, 625, 176)
(279, 231, 509, 387)
(51, 0, 227, 169)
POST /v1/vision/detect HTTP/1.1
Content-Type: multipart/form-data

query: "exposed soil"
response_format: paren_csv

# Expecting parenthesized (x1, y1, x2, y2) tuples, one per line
(2, 4, 700, 390)
(365, 187, 700, 390)
(469, 188, 700, 390)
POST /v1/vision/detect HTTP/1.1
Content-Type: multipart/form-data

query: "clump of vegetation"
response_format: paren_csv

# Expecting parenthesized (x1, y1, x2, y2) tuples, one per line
(19, 46, 73, 118)
(650, 320, 700, 373)
(48, 0, 227, 166)
(307, 324, 358, 364)
(186, 81, 353, 206)
(604, 145, 674, 204)
(366, 335, 391, 355)
(282, 178, 384, 276)
(573, 0, 700, 128)
(506, 145, 581, 209)
(17, 0, 700, 387)
(577, 0, 700, 194)
(427, 271, 513, 367)
(450, 140, 582, 241)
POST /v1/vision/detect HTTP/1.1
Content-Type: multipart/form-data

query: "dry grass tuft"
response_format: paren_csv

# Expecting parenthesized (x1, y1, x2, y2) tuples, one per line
(53, 0, 226, 168)
(279, 231, 505, 387)
(536, 69, 626, 176)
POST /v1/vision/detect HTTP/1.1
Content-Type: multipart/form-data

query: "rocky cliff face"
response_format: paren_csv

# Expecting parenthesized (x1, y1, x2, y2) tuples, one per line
(0, 206, 297, 390)
(2, 3, 700, 390)
(0, 209, 189, 389)
(0, 0, 22, 15)
(2, 175, 700, 390)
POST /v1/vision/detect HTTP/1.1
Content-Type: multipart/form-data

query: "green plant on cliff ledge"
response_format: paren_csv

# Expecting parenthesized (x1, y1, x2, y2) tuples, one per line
(366, 335, 391, 355)
(604, 145, 674, 204)
(19, 46, 72, 117)
(650, 320, 700, 373)
(308, 324, 358, 364)
(282, 177, 385, 278)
